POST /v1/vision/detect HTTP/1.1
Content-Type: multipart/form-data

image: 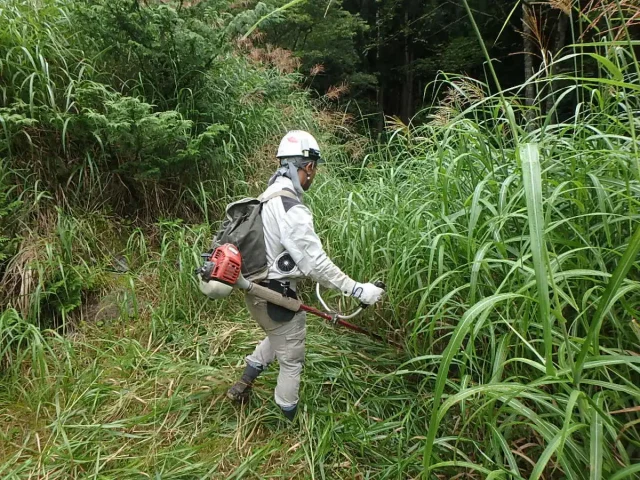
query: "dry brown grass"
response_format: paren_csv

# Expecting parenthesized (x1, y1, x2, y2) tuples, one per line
(581, 0, 640, 40)
(1, 228, 51, 318)
(428, 78, 486, 126)
(549, 0, 572, 15)
(310, 64, 325, 77)
(324, 82, 350, 101)
(236, 36, 301, 74)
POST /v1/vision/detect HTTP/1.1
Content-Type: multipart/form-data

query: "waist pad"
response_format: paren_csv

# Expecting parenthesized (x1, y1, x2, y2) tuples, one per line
(259, 279, 298, 322)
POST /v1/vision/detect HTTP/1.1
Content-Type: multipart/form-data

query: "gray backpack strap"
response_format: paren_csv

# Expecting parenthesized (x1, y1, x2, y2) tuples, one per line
(259, 189, 299, 203)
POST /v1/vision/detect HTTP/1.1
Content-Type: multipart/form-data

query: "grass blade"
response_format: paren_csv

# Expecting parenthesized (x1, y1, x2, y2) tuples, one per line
(423, 293, 522, 471)
(574, 223, 640, 384)
(520, 143, 555, 376)
(610, 465, 640, 480)
(529, 424, 583, 480)
(590, 393, 604, 480)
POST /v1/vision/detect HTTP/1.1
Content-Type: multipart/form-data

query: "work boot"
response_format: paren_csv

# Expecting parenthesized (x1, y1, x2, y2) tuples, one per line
(227, 364, 262, 404)
(281, 404, 298, 421)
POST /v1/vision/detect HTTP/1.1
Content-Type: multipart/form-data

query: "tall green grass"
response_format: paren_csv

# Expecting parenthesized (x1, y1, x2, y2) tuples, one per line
(309, 33, 640, 479)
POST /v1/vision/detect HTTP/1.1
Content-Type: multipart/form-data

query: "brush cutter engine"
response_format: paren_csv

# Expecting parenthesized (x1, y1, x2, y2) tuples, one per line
(196, 243, 243, 299)
(196, 243, 298, 308)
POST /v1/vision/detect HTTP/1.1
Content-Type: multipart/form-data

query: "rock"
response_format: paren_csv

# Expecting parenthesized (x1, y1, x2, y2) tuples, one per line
(111, 255, 129, 273)
(83, 289, 135, 324)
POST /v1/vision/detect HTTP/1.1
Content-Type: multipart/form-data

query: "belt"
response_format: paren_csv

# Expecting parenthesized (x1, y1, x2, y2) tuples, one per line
(259, 279, 298, 299)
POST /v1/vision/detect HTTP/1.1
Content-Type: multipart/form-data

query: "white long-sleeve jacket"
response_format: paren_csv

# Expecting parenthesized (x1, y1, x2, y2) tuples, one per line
(260, 176, 356, 295)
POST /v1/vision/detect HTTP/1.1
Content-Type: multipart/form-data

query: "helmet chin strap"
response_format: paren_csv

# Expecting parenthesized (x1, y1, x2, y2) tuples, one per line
(268, 160, 304, 196)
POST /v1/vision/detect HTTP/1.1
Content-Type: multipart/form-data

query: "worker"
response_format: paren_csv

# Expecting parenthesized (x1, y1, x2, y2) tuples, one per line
(226, 130, 384, 420)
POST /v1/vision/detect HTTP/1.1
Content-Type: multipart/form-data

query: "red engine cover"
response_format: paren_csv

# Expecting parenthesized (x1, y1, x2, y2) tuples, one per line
(210, 244, 242, 285)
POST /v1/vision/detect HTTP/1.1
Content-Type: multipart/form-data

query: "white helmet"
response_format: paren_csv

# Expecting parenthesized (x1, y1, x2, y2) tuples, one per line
(198, 279, 233, 300)
(276, 130, 323, 162)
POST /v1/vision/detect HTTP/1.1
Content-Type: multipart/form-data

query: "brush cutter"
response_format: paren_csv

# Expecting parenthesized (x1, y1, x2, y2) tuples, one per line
(195, 244, 398, 347)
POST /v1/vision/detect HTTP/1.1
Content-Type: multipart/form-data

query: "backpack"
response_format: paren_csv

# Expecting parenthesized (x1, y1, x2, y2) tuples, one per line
(210, 190, 299, 282)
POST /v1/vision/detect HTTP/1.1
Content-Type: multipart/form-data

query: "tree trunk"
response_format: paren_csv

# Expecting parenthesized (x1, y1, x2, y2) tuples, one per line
(376, 4, 384, 131)
(523, 2, 536, 128)
(377, 85, 385, 132)
(545, 11, 569, 120)
(401, 9, 413, 122)
(402, 54, 414, 121)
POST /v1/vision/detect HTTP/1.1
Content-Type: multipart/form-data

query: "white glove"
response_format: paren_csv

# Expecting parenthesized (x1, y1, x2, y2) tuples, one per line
(351, 282, 385, 305)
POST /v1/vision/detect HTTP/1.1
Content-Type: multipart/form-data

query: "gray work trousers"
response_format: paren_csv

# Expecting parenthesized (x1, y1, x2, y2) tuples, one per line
(244, 294, 306, 410)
